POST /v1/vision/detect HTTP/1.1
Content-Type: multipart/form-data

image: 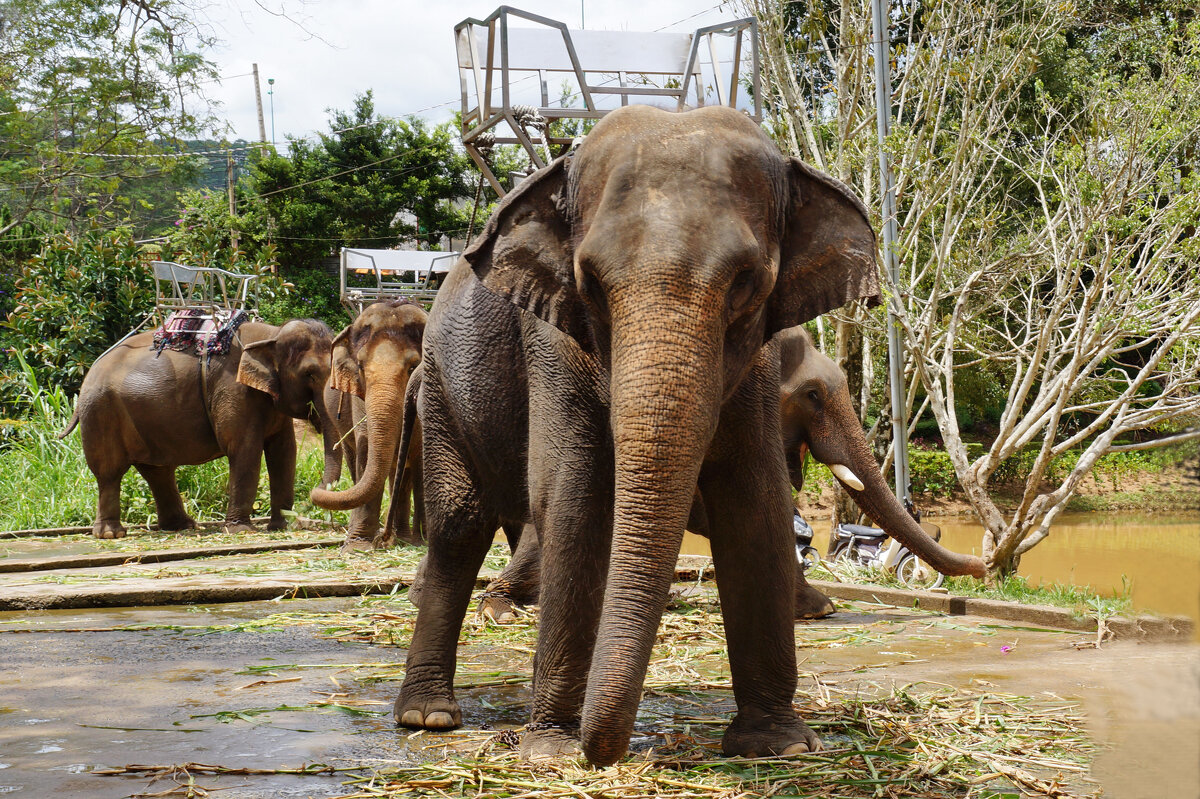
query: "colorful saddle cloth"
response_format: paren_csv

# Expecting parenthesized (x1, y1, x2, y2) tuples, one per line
(152, 309, 250, 357)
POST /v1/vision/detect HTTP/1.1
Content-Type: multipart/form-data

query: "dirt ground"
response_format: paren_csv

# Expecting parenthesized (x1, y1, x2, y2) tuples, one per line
(2, 584, 1197, 798)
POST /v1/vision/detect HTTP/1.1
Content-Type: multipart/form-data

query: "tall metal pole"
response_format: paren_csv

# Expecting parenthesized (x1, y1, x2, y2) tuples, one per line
(267, 78, 276, 145)
(871, 0, 910, 506)
(252, 63, 267, 144)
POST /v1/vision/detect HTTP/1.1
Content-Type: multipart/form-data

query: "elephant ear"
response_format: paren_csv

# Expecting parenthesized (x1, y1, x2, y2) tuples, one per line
(463, 156, 593, 350)
(329, 325, 363, 398)
(768, 159, 882, 334)
(237, 338, 279, 400)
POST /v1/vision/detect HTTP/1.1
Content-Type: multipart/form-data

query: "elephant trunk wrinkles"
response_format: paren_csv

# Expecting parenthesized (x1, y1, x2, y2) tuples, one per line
(310, 381, 403, 512)
(580, 315, 722, 767)
(829, 402, 986, 578)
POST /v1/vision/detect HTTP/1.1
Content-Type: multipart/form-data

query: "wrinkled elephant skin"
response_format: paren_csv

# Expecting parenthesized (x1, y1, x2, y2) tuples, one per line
(396, 105, 984, 767)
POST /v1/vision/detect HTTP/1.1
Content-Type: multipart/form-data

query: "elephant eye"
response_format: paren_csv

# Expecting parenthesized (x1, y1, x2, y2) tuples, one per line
(727, 268, 760, 315)
(807, 389, 820, 403)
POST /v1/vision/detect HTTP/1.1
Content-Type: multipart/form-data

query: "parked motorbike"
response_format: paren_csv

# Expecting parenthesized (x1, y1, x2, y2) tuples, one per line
(827, 502, 945, 590)
(793, 509, 820, 572)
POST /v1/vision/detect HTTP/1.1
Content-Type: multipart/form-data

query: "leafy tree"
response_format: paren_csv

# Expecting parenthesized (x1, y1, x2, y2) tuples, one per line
(251, 92, 474, 268)
(0, 0, 218, 238)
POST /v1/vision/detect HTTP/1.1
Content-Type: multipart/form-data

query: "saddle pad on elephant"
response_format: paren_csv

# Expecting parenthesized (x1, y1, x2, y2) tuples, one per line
(153, 309, 250, 357)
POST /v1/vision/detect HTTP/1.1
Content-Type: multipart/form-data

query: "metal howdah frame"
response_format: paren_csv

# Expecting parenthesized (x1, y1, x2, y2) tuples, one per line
(455, 6, 761, 195)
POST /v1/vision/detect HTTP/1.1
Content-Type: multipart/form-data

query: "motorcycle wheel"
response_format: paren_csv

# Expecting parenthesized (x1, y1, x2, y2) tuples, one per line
(896, 553, 945, 590)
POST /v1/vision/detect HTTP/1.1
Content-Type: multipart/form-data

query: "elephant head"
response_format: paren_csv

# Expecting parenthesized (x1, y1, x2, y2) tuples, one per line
(776, 327, 984, 577)
(465, 104, 895, 765)
(235, 318, 335, 418)
(309, 299, 427, 512)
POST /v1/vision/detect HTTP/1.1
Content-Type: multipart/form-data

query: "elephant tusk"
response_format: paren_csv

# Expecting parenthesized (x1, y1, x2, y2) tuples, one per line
(829, 463, 865, 491)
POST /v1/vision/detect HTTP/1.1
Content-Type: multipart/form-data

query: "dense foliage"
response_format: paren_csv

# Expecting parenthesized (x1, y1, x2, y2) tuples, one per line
(251, 92, 474, 268)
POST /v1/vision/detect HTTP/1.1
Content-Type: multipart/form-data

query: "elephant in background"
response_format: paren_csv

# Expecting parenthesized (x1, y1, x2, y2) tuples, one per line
(62, 319, 337, 538)
(398, 105, 985, 766)
(310, 299, 427, 551)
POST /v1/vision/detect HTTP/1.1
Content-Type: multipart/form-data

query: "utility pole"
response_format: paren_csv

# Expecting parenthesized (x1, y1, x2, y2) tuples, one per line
(226, 147, 240, 253)
(871, 0, 910, 507)
(252, 63, 267, 144)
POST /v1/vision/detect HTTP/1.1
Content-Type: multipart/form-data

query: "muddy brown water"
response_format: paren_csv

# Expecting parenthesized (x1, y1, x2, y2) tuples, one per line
(683, 511, 1200, 620)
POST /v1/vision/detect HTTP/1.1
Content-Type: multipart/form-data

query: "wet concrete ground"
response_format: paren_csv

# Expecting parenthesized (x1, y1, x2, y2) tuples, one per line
(2, 594, 1197, 798)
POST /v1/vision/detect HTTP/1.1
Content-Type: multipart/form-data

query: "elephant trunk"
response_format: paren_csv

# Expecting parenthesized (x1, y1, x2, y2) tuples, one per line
(821, 400, 985, 578)
(315, 390, 344, 490)
(580, 312, 721, 767)
(310, 380, 403, 512)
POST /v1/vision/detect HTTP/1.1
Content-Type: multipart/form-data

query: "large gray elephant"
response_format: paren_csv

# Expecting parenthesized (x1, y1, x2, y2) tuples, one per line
(62, 319, 337, 538)
(398, 105, 985, 766)
(310, 299, 427, 551)
(472, 325, 943, 623)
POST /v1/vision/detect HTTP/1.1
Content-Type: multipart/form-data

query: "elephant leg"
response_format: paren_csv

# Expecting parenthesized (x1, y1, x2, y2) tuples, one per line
(395, 433, 496, 730)
(134, 464, 197, 532)
(522, 423, 612, 759)
(263, 430, 296, 531)
(478, 522, 542, 623)
(92, 465, 128, 539)
(700, 452, 819, 758)
(223, 437, 265, 534)
(794, 564, 835, 620)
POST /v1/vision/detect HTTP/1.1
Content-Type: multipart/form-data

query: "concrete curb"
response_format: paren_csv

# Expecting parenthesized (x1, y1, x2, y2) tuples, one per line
(807, 579, 1195, 642)
(0, 516, 338, 539)
(0, 538, 344, 573)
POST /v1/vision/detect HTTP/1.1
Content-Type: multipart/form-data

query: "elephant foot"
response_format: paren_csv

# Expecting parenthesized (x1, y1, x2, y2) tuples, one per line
(394, 692, 461, 730)
(221, 521, 256, 535)
(340, 536, 377, 554)
(721, 710, 822, 758)
(92, 520, 127, 539)
(267, 514, 288, 531)
(520, 725, 582, 761)
(794, 582, 836, 620)
(477, 592, 523, 624)
(158, 515, 198, 533)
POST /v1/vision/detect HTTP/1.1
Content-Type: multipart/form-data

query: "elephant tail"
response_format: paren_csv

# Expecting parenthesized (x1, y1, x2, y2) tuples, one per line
(57, 408, 80, 439)
(384, 362, 423, 541)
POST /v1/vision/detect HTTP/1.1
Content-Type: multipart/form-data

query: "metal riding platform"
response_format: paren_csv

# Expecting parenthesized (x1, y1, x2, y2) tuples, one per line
(147, 260, 262, 357)
(339, 248, 460, 314)
(454, 6, 761, 195)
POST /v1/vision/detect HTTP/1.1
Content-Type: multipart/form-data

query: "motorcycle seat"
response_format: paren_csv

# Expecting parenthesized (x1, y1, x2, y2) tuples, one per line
(836, 523, 888, 541)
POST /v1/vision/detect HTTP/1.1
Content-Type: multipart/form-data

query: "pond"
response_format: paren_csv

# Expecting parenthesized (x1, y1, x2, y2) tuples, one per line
(683, 511, 1200, 621)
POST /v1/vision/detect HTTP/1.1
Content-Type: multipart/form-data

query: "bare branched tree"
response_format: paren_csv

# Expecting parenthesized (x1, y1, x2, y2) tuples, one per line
(750, 0, 1200, 576)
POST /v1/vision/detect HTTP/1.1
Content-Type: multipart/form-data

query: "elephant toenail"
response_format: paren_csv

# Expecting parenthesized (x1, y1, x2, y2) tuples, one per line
(425, 711, 455, 728)
(398, 710, 424, 727)
(782, 742, 813, 755)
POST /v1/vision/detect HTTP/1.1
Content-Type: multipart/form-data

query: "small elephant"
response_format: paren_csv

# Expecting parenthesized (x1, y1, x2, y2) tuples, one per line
(398, 105, 985, 766)
(62, 319, 337, 537)
(310, 299, 427, 551)
(473, 325, 934, 624)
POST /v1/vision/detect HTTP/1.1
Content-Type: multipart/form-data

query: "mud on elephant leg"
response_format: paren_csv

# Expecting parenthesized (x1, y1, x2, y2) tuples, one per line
(134, 464, 198, 532)
(477, 522, 541, 623)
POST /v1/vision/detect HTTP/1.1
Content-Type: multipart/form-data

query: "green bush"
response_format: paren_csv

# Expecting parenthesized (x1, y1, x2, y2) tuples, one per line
(260, 267, 350, 330)
(908, 446, 960, 497)
(1, 228, 156, 408)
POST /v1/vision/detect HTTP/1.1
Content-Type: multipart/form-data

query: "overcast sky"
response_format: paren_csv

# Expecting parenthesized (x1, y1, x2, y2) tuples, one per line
(202, 1, 740, 145)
